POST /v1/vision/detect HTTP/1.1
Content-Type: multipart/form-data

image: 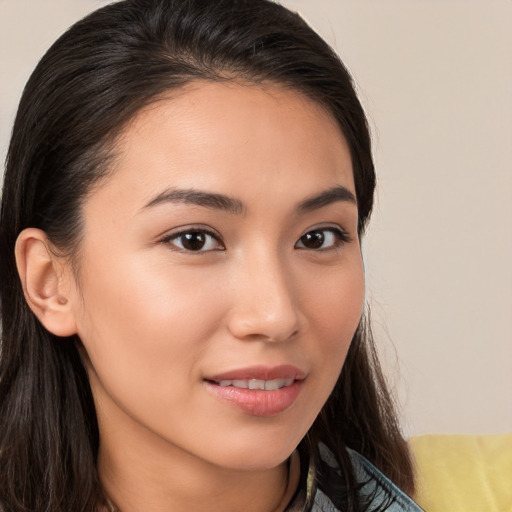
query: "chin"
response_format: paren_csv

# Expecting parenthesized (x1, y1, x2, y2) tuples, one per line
(196, 428, 304, 472)
(218, 448, 295, 472)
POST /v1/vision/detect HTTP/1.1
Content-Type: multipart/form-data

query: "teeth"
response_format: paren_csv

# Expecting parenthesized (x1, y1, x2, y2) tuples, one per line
(265, 378, 293, 390)
(215, 378, 294, 390)
(233, 379, 249, 389)
(249, 379, 265, 390)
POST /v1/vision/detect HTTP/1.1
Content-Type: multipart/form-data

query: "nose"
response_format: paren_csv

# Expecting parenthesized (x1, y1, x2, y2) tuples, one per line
(226, 252, 302, 343)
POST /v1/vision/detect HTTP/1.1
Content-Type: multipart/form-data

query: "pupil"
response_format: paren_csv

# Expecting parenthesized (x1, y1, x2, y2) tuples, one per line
(302, 231, 324, 249)
(182, 232, 206, 250)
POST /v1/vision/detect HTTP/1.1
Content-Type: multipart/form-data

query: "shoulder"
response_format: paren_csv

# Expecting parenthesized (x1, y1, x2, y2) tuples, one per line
(310, 444, 424, 512)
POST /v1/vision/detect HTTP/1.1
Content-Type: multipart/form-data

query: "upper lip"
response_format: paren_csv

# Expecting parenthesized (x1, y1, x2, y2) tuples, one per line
(206, 364, 306, 382)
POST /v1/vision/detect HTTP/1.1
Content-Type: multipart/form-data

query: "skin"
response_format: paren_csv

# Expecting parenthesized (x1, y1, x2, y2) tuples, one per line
(17, 81, 365, 512)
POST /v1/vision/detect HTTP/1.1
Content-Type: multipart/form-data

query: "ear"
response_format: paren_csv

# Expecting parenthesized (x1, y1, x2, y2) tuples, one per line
(15, 228, 78, 337)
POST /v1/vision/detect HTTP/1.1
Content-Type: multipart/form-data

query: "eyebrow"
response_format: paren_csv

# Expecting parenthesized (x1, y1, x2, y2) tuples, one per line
(142, 185, 356, 215)
(297, 186, 357, 212)
(143, 188, 245, 215)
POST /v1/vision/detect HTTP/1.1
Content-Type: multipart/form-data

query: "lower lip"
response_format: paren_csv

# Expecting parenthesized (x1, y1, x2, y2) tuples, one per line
(205, 380, 303, 417)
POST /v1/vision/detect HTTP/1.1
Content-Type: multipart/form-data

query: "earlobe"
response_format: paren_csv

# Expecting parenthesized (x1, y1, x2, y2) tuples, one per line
(15, 228, 77, 337)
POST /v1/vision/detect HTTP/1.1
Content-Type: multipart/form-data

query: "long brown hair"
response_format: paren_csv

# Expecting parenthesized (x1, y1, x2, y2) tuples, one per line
(0, 1, 414, 510)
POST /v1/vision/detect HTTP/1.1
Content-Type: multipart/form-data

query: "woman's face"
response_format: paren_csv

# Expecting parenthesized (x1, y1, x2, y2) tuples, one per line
(68, 82, 364, 471)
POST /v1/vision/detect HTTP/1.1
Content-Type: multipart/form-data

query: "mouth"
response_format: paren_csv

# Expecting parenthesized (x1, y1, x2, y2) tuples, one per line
(206, 364, 305, 383)
(212, 378, 295, 391)
(204, 365, 305, 416)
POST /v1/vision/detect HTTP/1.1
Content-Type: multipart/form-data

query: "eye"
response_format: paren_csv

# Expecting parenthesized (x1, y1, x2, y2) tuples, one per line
(162, 229, 224, 252)
(295, 227, 350, 250)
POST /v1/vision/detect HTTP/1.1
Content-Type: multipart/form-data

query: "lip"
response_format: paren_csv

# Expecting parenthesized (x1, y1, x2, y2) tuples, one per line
(206, 364, 306, 382)
(204, 365, 305, 417)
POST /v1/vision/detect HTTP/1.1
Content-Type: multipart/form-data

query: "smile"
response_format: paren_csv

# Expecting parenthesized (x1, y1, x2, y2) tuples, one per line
(216, 378, 294, 390)
(204, 365, 305, 416)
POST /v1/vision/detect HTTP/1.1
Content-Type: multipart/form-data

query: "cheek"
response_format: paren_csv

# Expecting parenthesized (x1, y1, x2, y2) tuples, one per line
(78, 249, 223, 334)
(72, 253, 228, 399)
(304, 256, 365, 342)
(297, 255, 365, 412)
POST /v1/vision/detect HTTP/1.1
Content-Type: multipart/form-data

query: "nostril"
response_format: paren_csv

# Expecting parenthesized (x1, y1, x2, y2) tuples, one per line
(226, 272, 302, 341)
(228, 324, 300, 343)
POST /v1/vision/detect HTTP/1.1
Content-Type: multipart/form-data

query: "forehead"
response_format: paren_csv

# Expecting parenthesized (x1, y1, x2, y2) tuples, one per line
(86, 81, 355, 215)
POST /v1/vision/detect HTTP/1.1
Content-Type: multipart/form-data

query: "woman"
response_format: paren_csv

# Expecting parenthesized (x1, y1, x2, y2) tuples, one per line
(0, 0, 422, 511)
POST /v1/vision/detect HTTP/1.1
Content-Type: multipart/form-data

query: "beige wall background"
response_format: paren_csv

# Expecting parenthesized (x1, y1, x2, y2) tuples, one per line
(1, 0, 511, 436)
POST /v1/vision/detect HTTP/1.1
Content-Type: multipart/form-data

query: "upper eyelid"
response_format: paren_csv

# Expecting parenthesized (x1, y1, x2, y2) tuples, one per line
(299, 224, 351, 238)
(157, 223, 351, 246)
(295, 225, 352, 249)
(159, 225, 223, 241)
(159, 227, 225, 253)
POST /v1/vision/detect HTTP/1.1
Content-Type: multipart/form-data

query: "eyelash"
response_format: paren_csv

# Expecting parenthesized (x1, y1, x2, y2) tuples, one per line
(160, 226, 351, 253)
(160, 228, 225, 253)
(295, 226, 351, 251)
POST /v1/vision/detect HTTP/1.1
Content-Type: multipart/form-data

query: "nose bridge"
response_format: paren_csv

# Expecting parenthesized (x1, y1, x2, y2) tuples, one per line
(227, 246, 301, 342)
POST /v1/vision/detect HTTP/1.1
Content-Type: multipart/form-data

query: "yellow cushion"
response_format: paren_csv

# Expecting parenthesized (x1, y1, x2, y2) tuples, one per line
(410, 433, 512, 512)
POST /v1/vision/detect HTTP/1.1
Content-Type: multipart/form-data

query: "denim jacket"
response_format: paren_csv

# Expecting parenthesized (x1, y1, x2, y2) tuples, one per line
(289, 445, 424, 512)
